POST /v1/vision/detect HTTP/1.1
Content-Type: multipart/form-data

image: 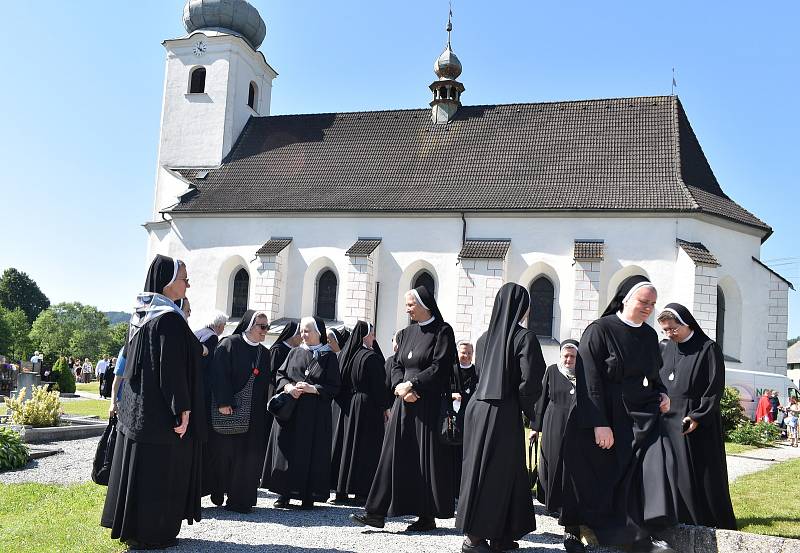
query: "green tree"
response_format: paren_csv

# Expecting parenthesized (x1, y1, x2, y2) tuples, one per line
(105, 323, 128, 357)
(0, 307, 12, 356)
(1, 307, 33, 361)
(0, 268, 50, 324)
(29, 302, 110, 359)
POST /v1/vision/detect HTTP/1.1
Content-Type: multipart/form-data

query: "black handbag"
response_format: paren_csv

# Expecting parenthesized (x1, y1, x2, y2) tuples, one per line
(528, 434, 539, 491)
(267, 391, 297, 422)
(211, 347, 260, 435)
(439, 367, 464, 446)
(91, 414, 117, 486)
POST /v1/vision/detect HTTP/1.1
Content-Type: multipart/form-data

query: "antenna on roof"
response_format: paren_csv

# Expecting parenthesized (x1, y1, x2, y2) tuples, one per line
(671, 67, 678, 96)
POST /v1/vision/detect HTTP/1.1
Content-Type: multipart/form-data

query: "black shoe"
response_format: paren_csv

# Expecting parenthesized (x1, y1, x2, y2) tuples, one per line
(405, 516, 436, 532)
(273, 496, 290, 509)
(630, 538, 675, 553)
(351, 495, 367, 506)
(210, 492, 224, 507)
(563, 530, 585, 553)
(350, 512, 386, 528)
(300, 500, 314, 510)
(489, 540, 519, 551)
(462, 539, 493, 553)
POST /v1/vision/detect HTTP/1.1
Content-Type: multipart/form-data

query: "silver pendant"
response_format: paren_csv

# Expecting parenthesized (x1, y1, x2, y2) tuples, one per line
(304, 369, 310, 376)
(668, 373, 675, 381)
(408, 351, 413, 359)
(643, 376, 649, 387)
(569, 388, 575, 395)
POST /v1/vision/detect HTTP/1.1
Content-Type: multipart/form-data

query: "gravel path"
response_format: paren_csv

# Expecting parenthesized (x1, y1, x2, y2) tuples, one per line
(0, 436, 100, 485)
(726, 442, 800, 482)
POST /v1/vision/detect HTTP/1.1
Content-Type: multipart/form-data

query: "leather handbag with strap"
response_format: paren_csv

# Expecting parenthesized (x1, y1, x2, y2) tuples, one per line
(211, 347, 260, 435)
(528, 433, 539, 492)
(438, 366, 464, 446)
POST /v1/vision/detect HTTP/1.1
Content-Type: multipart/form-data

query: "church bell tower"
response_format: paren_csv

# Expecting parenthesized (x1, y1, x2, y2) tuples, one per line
(429, 12, 465, 124)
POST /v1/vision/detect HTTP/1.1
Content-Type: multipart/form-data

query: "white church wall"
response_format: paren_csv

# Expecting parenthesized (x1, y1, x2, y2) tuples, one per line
(147, 213, 781, 363)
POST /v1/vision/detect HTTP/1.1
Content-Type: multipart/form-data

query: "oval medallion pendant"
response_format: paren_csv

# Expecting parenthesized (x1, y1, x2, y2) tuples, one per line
(668, 373, 675, 381)
(642, 376, 649, 387)
(569, 388, 575, 395)
(408, 351, 413, 359)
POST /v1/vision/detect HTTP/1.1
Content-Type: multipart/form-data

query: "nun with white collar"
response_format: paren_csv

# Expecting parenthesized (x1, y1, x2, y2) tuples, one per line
(208, 309, 271, 513)
(101, 254, 205, 550)
(330, 320, 386, 504)
(350, 286, 457, 533)
(531, 340, 579, 518)
(559, 275, 677, 553)
(263, 316, 341, 510)
(657, 303, 736, 530)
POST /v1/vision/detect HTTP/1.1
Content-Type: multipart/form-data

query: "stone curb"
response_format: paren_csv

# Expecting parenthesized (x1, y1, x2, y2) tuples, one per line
(655, 524, 800, 553)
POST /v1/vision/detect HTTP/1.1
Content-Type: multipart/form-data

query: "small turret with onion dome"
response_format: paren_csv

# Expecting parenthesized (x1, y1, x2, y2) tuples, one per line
(429, 12, 465, 124)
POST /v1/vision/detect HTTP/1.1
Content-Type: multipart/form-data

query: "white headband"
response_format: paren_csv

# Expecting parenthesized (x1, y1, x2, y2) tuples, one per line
(560, 343, 578, 352)
(301, 316, 321, 336)
(621, 281, 656, 305)
(410, 289, 429, 310)
(662, 307, 688, 326)
(245, 311, 269, 333)
(166, 259, 181, 287)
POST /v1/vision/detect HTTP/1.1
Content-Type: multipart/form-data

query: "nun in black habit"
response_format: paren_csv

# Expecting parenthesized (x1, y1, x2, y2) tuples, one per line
(350, 286, 457, 532)
(451, 340, 478, 498)
(208, 310, 271, 513)
(657, 303, 736, 530)
(559, 277, 677, 553)
(457, 283, 546, 553)
(262, 316, 341, 509)
(531, 340, 578, 508)
(330, 321, 387, 503)
(101, 255, 206, 550)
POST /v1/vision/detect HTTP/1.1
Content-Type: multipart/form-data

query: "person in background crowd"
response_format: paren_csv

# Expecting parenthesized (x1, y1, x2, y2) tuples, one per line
(531, 340, 581, 552)
(82, 358, 94, 383)
(786, 397, 799, 447)
(327, 328, 346, 354)
(74, 358, 83, 382)
(451, 340, 477, 501)
(100, 358, 116, 399)
(96, 357, 109, 395)
(770, 390, 781, 424)
(263, 316, 341, 510)
(657, 304, 736, 530)
(755, 390, 773, 423)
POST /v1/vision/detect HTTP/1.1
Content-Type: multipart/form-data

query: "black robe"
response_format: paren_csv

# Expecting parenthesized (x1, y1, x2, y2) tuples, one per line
(265, 341, 292, 445)
(531, 364, 575, 511)
(200, 334, 220, 497)
(331, 347, 387, 497)
(207, 335, 271, 509)
(383, 356, 396, 409)
(365, 319, 457, 518)
(450, 363, 478, 495)
(456, 327, 545, 541)
(560, 315, 677, 545)
(262, 347, 341, 501)
(101, 312, 205, 544)
(659, 333, 736, 529)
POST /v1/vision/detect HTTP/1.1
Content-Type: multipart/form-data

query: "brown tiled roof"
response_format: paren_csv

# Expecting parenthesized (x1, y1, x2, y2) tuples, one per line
(676, 239, 720, 267)
(256, 238, 292, 256)
(573, 240, 604, 260)
(345, 238, 382, 256)
(459, 239, 511, 259)
(171, 96, 770, 238)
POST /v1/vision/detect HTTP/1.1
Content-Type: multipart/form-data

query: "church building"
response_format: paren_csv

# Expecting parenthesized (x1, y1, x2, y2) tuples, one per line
(145, 0, 792, 370)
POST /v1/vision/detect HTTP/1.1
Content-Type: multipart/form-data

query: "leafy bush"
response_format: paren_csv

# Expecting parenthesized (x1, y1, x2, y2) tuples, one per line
(55, 358, 75, 394)
(721, 386, 747, 438)
(728, 421, 782, 446)
(4, 386, 61, 427)
(0, 426, 29, 470)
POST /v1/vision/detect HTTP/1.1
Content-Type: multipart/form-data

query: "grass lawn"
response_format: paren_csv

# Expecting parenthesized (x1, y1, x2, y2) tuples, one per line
(725, 442, 756, 455)
(75, 382, 100, 394)
(731, 458, 800, 538)
(0, 482, 124, 552)
(61, 399, 110, 420)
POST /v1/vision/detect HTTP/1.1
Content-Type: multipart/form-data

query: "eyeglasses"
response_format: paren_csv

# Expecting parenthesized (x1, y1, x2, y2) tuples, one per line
(253, 323, 269, 331)
(177, 278, 190, 284)
(661, 325, 683, 334)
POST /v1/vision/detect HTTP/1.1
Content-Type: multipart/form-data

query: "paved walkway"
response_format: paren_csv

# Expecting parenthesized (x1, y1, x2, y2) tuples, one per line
(726, 442, 800, 482)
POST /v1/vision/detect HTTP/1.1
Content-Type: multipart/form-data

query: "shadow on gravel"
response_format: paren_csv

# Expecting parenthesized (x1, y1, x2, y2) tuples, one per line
(162, 540, 358, 552)
(201, 504, 369, 528)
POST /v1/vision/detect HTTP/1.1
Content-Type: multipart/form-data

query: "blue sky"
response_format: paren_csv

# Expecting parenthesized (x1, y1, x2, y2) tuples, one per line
(1, 1, 798, 335)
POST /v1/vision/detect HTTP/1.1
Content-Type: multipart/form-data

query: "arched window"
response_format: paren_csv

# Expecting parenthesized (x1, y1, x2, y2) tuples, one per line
(189, 67, 206, 94)
(247, 81, 258, 110)
(316, 270, 338, 320)
(231, 268, 249, 318)
(413, 271, 436, 298)
(716, 286, 726, 352)
(529, 276, 555, 337)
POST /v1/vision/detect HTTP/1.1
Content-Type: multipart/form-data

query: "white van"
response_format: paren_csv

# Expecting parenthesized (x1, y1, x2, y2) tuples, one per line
(725, 368, 800, 420)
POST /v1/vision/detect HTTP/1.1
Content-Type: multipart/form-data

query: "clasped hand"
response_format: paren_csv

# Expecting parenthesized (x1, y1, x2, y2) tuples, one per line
(286, 382, 317, 398)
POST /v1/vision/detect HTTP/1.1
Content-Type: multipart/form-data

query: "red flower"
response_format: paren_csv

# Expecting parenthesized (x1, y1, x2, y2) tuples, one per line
(253, 368, 260, 376)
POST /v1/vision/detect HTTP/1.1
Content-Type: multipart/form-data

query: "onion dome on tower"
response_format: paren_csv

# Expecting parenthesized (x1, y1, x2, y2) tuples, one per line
(183, 0, 267, 50)
(429, 12, 465, 124)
